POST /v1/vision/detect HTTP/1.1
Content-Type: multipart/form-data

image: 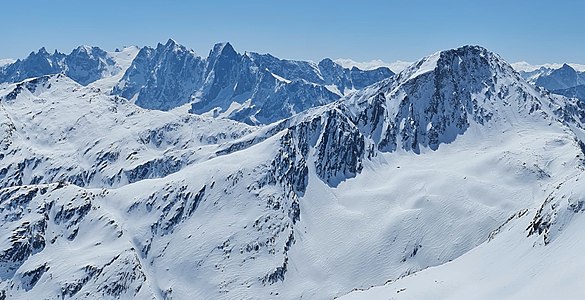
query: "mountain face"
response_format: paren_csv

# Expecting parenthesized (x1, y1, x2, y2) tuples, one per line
(113, 40, 206, 111)
(63, 46, 120, 85)
(552, 84, 585, 100)
(0, 46, 132, 86)
(0, 48, 65, 83)
(2, 45, 585, 300)
(1, 40, 392, 125)
(114, 40, 394, 124)
(534, 63, 585, 91)
(518, 63, 585, 101)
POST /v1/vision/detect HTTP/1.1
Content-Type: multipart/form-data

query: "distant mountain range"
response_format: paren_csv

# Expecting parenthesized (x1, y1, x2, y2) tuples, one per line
(513, 62, 585, 101)
(0, 40, 393, 124)
(2, 43, 583, 124)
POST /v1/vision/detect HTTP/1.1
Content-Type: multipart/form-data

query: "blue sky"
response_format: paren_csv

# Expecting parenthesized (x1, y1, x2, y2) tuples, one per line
(2, 0, 584, 64)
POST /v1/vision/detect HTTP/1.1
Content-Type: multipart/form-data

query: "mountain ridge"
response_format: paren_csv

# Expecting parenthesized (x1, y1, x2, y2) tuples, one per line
(1, 44, 585, 299)
(1, 40, 394, 125)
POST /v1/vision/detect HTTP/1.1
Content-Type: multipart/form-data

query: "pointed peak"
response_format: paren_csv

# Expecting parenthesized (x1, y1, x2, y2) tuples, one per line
(72, 45, 94, 54)
(165, 38, 177, 47)
(559, 63, 575, 71)
(156, 39, 178, 50)
(213, 42, 236, 54)
(318, 58, 336, 66)
(208, 42, 238, 60)
(396, 45, 510, 84)
(28, 47, 52, 58)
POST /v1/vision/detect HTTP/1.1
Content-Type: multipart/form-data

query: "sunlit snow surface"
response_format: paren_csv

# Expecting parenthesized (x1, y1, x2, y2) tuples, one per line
(0, 45, 584, 299)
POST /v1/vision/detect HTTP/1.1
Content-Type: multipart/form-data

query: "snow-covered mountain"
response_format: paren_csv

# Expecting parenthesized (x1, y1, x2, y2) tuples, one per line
(512, 61, 585, 73)
(113, 40, 394, 124)
(334, 58, 412, 73)
(533, 63, 585, 91)
(0, 46, 139, 86)
(514, 62, 585, 101)
(1, 40, 393, 125)
(0, 59, 15, 68)
(1, 44, 585, 300)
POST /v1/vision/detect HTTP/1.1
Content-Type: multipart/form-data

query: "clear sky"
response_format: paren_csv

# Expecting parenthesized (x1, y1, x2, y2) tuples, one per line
(2, 0, 584, 64)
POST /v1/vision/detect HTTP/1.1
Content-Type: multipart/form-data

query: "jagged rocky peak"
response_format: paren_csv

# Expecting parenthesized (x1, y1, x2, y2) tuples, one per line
(559, 63, 576, 72)
(0, 45, 128, 86)
(342, 45, 547, 153)
(274, 45, 555, 191)
(156, 38, 190, 54)
(396, 45, 511, 84)
(203, 42, 241, 87)
(70, 45, 103, 55)
(112, 39, 393, 124)
(535, 62, 584, 91)
(317, 57, 339, 69)
(30, 47, 58, 59)
(0, 48, 65, 83)
(208, 42, 238, 60)
(114, 39, 205, 110)
(65, 45, 117, 85)
(162, 38, 178, 48)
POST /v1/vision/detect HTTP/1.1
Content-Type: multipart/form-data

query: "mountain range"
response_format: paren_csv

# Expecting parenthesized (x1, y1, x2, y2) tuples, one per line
(1, 40, 393, 125)
(1, 42, 585, 299)
(516, 62, 585, 101)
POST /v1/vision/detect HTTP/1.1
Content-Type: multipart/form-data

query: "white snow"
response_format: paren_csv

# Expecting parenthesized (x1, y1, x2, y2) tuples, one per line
(1, 45, 585, 300)
(334, 58, 412, 72)
(325, 84, 342, 95)
(512, 61, 585, 72)
(0, 58, 15, 67)
(270, 72, 291, 83)
(400, 51, 441, 82)
(88, 46, 140, 92)
(340, 191, 585, 300)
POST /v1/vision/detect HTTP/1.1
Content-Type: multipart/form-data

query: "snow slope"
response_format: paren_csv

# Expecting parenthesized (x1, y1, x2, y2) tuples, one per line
(341, 171, 585, 300)
(87, 46, 140, 92)
(1, 45, 585, 300)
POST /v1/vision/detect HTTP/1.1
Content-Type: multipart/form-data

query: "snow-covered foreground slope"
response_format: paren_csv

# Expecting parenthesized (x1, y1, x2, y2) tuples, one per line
(1, 45, 585, 299)
(340, 171, 585, 300)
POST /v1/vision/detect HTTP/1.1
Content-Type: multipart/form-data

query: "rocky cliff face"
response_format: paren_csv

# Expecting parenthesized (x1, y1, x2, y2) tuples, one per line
(535, 63, 585, 91)
(114, 41, 393, 124)
(0, 46, 122, 86)
(518, 63, 585, 102)
(113, 40, 205, 110)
